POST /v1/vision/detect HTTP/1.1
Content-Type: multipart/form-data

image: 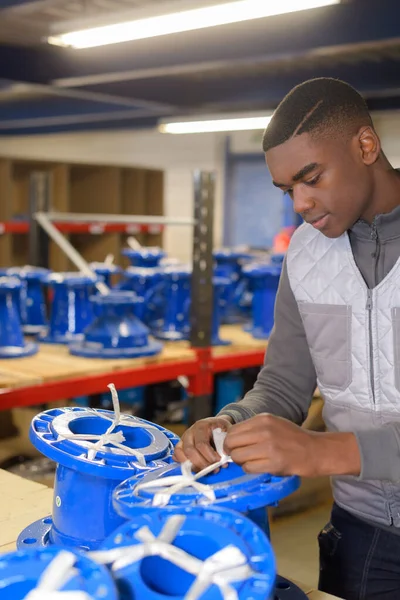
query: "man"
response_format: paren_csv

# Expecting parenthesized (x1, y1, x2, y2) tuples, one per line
(174, 78, 400, 599)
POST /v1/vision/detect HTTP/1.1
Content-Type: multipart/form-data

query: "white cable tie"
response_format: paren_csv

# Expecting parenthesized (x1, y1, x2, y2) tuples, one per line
(23, 550, 92, 600)
(89, 515, 254, 600)
(56, 383, 149, 466)
(135, 428, 232, 507)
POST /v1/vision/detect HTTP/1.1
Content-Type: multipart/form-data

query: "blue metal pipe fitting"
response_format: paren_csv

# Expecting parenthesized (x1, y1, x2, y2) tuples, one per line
(39, 273, 96, 345)
(97, 505, 276, 600)
(0, 546, 118, 600)
(242, 264, 282, 339)
(69, 290, 163, 359)
(212, 276, 231, 346)
(89, 262, 122, 288)
(119, 267, 165, 326)
(213, 249, 252, 324)
(0, 277, 38, 358)
(17, 406, 180, 551)
(153, 266, 191, 341)
(113, 461, 299, 533)
(122, 247, 166, 268)
(7, 266, 50, 335)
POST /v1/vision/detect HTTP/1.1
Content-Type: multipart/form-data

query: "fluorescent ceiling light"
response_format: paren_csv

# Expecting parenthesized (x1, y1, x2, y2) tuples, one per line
(48, 0, 340, 49)
(159, 115, 272, 134)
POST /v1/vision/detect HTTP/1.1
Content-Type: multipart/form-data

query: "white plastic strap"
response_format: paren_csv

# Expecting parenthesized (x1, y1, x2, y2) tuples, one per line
(135, 428, 232, 507)
(58, 384, 156, 465)
(23, 550, 92, 600)
(90, 515, 254, 600)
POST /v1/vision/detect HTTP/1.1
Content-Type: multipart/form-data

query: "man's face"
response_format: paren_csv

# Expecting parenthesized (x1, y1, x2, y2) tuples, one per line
(265, 132, 373, 238)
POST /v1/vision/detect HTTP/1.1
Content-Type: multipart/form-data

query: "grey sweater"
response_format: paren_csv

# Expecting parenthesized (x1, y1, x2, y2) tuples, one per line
(219, 205, 400, 485)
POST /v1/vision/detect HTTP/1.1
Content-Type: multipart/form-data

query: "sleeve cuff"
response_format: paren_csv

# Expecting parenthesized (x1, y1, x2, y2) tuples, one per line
(217, 403, 256, 424)
(355, 426, 400, 482)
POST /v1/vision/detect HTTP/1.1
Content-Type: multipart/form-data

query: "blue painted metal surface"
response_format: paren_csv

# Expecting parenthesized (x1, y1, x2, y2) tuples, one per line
(69, 290, 163, 359)
(18, 406, 180, 551)
(212, 276, 231, 346)
(113, 461, 300, 521)
(153, 266, 191, 341)
(7, 266, 50, 335)
(274, 576, 309, 599)
(122, 247, 165, 268)
(214, 249, 251, 324)
(119, 267, 165, 326)
(89, 261, 121, 288)
(0, 277, 38, 358)
(0, 546, 118, 600)
(99, 506, 276, 600)
(39, 273, 96, 345)
(215, 372, 244, 414)
(243, 264, 282, 339)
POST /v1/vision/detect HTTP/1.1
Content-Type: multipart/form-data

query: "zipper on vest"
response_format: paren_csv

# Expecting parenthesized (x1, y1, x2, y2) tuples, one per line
(370, 221, 380, 288)
(366, 289, 375, 403)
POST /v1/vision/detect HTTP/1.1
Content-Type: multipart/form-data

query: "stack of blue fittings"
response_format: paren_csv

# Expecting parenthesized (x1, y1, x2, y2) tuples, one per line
(90, 261, 122, 288)
(213, 249, 252, 324)
(122, 247, 166, 268)
(18, 404, 180, 551)
(7, 266, 50, 335)
(0, 276, 39, 358)
(154, 265, 191, 341)
(211, 276, 231, 346)
(69, 290, 163, 359)
(0, 546, 118, 599)
(12, 387, 307, 599)
(242, 263, 282, 339)
(39, 272, 96, 344)
(119, 266, 165, 327)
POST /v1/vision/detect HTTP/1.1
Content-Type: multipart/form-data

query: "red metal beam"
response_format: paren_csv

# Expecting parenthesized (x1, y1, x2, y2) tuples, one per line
(0, 358, 199, 410)
(212, 349, 265, 373)
(0, 222, 164, 235)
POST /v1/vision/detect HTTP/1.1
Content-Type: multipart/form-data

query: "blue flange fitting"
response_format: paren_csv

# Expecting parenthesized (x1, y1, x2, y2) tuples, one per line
(153, 266, 191, 341)
(0, 546, 118, 600)
(39, 273, 96, 345)
(0, 277, 38, 358)
(7, 266, 50, 335)
(95, 505, 276, 600)
(270, 253, 285, 266)
(213, 249, 252, 324)
(122, 247, 166, 268)
(242, 264, 282, 339)
(113, 461, 299, 528)
(119, 267, 165, 327)
(69, 290, 163, 359)
(90, 262, 122, 288)
(212, 276, 231, 346)
(17, 404, 180, 551)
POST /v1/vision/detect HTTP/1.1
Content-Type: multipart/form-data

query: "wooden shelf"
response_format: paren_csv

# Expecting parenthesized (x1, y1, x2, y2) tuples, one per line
(0, 159, 165, 270)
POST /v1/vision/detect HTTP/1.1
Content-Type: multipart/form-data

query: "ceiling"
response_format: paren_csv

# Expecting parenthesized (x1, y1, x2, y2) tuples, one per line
(0, 0, 399, 135)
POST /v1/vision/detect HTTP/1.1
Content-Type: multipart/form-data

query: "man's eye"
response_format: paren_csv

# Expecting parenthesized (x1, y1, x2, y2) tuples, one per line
(305, 175, 321, 186)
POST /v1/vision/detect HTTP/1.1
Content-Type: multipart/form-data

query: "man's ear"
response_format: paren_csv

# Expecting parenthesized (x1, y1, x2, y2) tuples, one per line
(358, 126, 381, 166)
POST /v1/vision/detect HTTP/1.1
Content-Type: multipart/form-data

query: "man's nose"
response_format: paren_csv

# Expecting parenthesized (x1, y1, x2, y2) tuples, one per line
(292, 186, 315, 215)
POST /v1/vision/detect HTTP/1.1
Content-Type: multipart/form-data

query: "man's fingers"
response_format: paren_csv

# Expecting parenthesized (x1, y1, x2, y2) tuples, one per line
(193, 429, 222, 465)
(242, 459, 274, 475)
(173, 441, 188, 463)
(224, 430, 261, 454)
(230, 444, 269, 465)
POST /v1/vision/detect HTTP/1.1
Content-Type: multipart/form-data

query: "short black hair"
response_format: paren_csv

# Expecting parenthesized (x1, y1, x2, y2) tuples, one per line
(262, 78, 373, 153)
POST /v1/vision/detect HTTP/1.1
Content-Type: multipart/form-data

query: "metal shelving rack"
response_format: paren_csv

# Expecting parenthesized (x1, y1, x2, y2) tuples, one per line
(0, 170, 266, 422)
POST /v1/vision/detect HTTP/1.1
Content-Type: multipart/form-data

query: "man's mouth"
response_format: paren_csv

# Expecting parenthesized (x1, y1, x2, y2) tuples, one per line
(306, 214, 329, 230)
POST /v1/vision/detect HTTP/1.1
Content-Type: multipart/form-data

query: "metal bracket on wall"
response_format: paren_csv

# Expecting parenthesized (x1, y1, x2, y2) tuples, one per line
(189, 170, 215, 423)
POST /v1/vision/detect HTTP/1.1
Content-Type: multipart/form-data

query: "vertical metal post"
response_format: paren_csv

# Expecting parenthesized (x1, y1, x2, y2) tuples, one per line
(29, 172, 51, 268)
(189, 171, 215, 423)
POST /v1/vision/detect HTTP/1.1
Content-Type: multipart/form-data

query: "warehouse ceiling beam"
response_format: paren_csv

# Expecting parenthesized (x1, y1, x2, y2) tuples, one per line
(46, 0, 400, 87)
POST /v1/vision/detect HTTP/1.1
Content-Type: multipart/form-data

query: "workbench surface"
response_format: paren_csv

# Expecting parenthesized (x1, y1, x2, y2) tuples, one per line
(0, 469, 340, 599)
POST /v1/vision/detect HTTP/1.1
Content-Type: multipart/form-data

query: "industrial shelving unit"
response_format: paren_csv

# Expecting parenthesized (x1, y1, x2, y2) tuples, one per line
(0, 169, 267, 423)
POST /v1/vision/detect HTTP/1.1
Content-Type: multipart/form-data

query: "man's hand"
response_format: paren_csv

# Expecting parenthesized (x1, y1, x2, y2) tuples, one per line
(223, 413, 361, 478)
(173, 416, 233, 470)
